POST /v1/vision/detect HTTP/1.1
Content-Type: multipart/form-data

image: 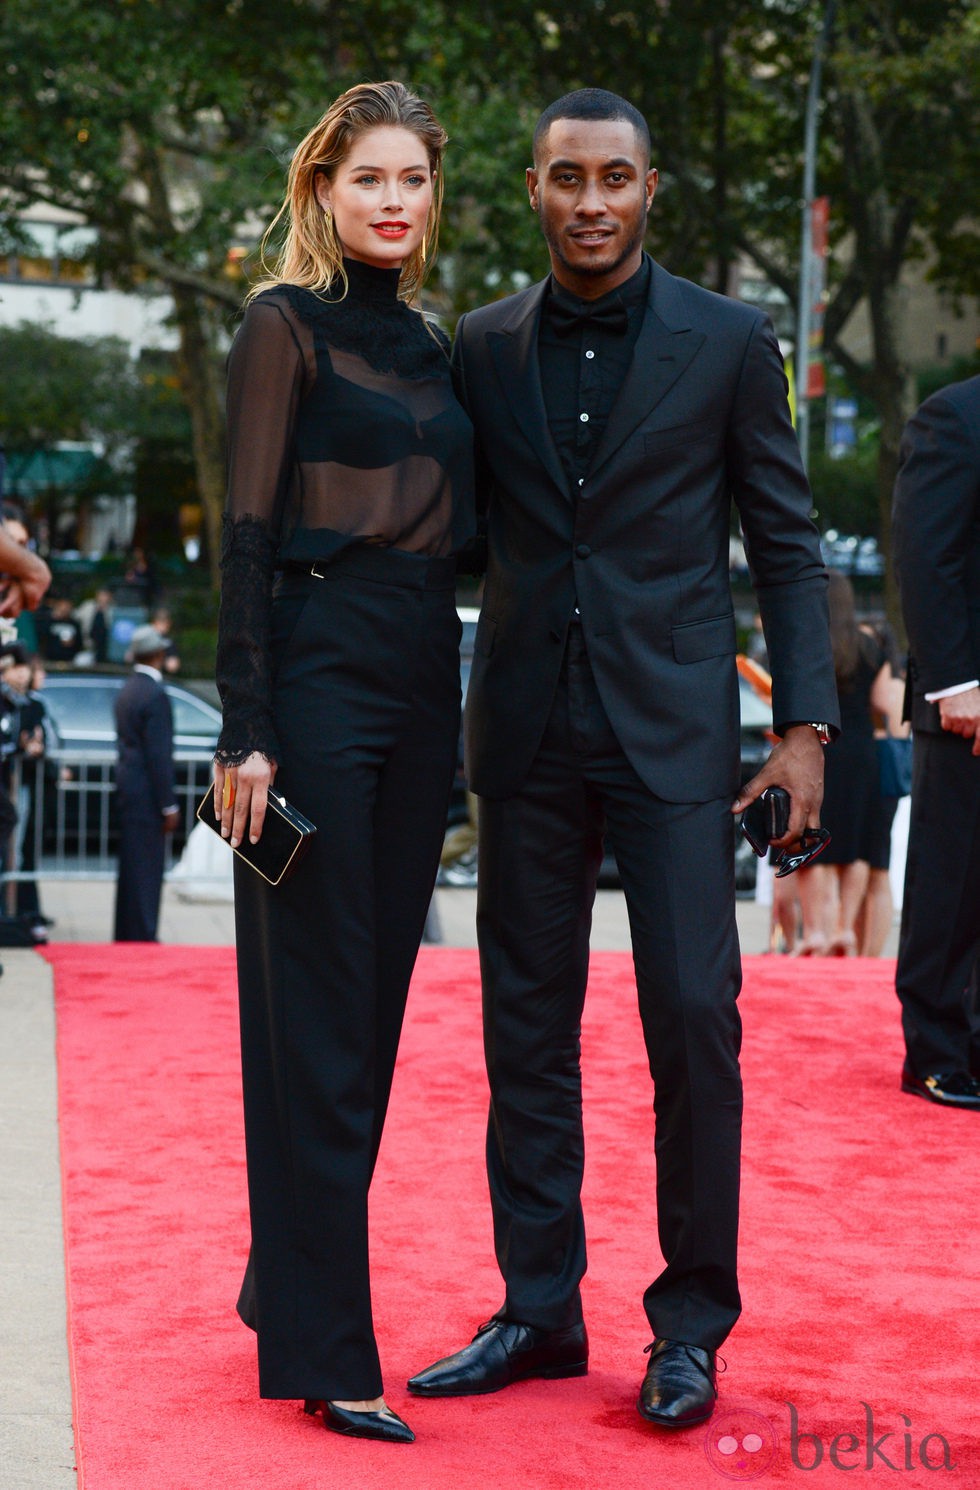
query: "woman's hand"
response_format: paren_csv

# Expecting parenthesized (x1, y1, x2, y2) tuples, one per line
(214, 752, 277, 848)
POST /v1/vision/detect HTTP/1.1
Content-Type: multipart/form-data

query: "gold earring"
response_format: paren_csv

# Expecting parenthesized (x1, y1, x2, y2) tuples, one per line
(323, 206, 332, 228)
(420, 231, 428, 263)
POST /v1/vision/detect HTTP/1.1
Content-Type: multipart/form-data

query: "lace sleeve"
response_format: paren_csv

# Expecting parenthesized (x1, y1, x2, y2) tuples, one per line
(215, 297, 304, 766)
(215, 514, 280, 765)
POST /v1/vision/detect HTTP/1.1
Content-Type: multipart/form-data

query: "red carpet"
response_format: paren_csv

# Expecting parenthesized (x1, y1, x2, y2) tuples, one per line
(48, 945, 979, 1488)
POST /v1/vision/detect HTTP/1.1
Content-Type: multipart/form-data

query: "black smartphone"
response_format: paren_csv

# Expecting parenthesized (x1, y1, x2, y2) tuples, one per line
(741, 786, 791, 857)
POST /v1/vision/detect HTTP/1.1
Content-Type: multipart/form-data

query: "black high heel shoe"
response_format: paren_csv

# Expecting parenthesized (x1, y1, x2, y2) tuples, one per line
(303, 1398, 416, 1444)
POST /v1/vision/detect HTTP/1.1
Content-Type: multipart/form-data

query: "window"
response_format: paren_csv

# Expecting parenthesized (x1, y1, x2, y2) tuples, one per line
(0, 221, 98, 286)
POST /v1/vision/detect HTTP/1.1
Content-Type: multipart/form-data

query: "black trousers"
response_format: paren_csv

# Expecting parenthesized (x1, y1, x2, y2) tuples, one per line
(477, 624, 743, 1351)
(897, 729, 980, 1076)
(233, 547, 460, 1400)
(114, 790, 166, 941)
(15, 777, 42, 921)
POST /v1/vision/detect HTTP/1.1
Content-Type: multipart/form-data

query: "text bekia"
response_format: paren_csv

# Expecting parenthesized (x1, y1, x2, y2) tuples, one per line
(787, 1402, 955, 1472)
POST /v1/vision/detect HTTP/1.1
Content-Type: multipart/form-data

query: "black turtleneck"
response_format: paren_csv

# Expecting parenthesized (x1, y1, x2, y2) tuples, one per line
(216, 258, 474, 765)
(539, 256, 650, 491)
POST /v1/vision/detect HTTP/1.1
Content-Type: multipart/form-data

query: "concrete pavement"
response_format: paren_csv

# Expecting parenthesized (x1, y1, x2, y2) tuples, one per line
(0, 946, 75, 1490)
(26, 877, 780, 951)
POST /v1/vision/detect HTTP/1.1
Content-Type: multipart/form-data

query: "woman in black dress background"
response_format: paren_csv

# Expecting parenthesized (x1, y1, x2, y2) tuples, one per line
(794, 572, 906, 954)
(213, 82, 472, 1444)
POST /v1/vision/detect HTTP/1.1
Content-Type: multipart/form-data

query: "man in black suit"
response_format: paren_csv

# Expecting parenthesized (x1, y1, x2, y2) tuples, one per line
(409, 89, 838, 1427)
(893, 375, 980, 1110)
(113, 625, 179, 941)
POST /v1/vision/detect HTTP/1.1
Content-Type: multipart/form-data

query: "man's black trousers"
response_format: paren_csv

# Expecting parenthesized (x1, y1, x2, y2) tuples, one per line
(476, 623, 743, 1352)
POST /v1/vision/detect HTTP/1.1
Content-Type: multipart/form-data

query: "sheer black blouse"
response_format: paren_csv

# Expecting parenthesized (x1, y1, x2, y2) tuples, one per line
(216, 259, 474, 766)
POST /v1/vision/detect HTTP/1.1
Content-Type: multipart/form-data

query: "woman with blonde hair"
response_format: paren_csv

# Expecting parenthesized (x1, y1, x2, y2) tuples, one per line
(213, 81, 473, 1444)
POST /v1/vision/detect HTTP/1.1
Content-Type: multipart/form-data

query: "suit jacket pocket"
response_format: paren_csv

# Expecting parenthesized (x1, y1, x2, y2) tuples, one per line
(644, 418, 714, 456)
(671, 612, 736, 663)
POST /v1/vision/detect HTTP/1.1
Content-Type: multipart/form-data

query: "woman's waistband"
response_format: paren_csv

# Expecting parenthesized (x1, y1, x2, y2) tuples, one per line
(282, 544, 457, 591)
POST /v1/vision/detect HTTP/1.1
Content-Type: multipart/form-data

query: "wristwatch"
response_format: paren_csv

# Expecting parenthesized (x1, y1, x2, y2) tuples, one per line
(797, 721, 834, 745)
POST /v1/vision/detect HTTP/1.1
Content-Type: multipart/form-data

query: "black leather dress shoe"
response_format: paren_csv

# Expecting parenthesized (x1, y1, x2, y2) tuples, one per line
(901, 1064, 980, 1110)
(638, 1338, 717, 1428)
(304, 1398, 415, 1443)
(407, 1318, 589, 1396)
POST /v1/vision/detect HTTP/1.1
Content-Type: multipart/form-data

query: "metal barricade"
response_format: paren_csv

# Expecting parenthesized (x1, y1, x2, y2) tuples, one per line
(2, 750, 216, 896)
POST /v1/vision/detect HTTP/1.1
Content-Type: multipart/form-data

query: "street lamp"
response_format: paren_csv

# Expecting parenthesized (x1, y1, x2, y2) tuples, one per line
(795, 0, 837, 471)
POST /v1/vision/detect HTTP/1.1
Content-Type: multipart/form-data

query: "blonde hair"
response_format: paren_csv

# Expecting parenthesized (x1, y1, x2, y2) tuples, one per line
(248, 80, 447, 305)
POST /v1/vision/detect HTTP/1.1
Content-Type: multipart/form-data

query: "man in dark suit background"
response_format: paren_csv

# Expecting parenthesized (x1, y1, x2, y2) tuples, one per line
(409, 90, 839, 1428)
(113, 625, 179, 942)
(893, 375, 980, 1110)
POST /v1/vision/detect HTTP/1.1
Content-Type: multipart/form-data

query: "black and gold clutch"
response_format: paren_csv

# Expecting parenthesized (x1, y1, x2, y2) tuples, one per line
(196, 786, 317, 886)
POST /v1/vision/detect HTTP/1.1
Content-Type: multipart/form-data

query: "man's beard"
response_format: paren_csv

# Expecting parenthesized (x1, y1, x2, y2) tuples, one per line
(540, 209, 647, 279)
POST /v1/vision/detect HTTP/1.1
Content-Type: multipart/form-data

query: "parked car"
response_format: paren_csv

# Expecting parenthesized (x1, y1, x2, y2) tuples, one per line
(29, 675, 221, 859)
(41, 674, 222, 758)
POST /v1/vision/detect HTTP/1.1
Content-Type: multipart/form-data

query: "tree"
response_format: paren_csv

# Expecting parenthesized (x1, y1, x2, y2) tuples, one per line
(0, 0, 344, 582)
(2, 0, 976, 617)
(722, 1, 980, 622)
(0, 322, 202, 553)
(0, 322, 138, 546)
(0, 323, 139, 456)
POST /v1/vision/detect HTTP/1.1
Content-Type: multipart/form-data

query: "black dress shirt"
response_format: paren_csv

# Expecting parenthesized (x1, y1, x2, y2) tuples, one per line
(538, 257, 650, 493)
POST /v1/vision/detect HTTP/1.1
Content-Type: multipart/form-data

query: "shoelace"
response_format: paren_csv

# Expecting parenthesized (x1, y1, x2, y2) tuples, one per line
(643, 1341, 727, 1377)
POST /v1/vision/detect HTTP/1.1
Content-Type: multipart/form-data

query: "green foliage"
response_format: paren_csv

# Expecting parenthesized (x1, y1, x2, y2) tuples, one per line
(0, 323, 139, 454)
(915, 352, 980, 403)
(807, 445, 880, 536)
(1, 0, 977, 611)
(2, 1, 977, 318)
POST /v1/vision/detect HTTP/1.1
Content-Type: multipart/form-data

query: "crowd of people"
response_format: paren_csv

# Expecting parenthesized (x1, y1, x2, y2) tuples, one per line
(0, 504, 181, 945)
(24, 591, 180, 673)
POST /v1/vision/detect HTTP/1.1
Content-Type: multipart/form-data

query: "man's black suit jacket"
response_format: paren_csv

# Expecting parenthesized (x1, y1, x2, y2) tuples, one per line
(114, 670, 176, 815)
(892, 375, 980, 736)
(454, 256, 839, 803)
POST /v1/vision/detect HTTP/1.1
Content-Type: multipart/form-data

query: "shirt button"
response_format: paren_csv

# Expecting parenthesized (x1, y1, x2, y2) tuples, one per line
(585, 349, 595, 359)
(579, 412, 589, 423)
(576, 543, 592, 558)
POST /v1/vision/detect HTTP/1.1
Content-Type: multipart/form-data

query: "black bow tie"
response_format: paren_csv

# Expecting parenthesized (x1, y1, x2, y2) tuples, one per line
(548, 294, 629, 337)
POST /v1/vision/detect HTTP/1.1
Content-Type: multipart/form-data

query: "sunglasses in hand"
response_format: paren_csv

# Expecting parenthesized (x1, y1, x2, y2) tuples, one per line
(772, 826, 831, 878)
(741, 787, 831, 877)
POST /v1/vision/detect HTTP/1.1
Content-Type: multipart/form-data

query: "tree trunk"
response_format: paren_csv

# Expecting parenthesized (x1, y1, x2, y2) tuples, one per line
(874, 374, 913, 638)
(170, 287, 226, 590)
(711, 25, 731, 296)
(865, 272, 914, 636)
(834, 76, 916, 634)
(137, 142, 227, 590)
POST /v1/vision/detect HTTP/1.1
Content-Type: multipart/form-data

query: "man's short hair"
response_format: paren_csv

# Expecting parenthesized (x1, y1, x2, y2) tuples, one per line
(532, 88, 651, 164)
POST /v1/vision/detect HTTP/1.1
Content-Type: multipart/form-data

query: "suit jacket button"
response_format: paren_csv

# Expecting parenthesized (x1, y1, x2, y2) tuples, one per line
(575, 543, 591, 558)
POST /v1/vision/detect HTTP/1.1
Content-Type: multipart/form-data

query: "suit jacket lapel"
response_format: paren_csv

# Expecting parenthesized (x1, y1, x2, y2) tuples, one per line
(588, 260, 706, 481)
(486, 280, 570, 500)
